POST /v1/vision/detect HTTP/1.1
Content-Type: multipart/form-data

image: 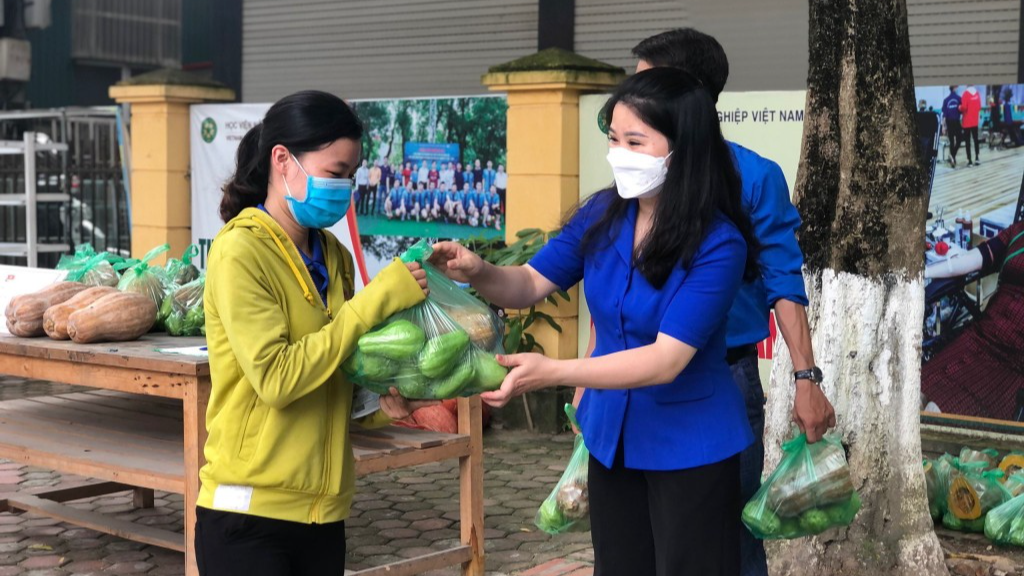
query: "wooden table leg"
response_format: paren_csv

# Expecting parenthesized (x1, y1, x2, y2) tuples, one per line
(458, 396, 484, 576)
(183, 377, 211, 576)
(133, 488, 155, 509)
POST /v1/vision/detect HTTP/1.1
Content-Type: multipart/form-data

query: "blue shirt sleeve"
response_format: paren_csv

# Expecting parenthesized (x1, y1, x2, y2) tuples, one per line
(747, 160, 809, 307)
(528, 202, 591, 291)
(659, 224, 747, 349)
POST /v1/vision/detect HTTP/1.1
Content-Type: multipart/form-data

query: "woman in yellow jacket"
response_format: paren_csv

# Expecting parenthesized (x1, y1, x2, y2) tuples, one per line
(196, 90, 430, 575)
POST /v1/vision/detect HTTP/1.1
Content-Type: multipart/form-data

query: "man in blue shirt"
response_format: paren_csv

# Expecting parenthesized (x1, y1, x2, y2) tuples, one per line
(385, 179, 403, 220)
(482, 160, 497, 195)
(943, 86, 964, 167)
(577, 29, 836, 576)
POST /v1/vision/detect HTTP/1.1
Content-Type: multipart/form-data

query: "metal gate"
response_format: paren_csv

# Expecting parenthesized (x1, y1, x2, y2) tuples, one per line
(0, 108, 130, 268)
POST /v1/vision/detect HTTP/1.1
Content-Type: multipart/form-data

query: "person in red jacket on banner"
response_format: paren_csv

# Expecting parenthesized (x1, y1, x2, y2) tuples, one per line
(960, 85, 982, 166)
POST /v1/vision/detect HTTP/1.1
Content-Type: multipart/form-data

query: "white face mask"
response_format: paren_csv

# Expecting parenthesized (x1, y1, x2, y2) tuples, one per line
(606, 147, 671, 199)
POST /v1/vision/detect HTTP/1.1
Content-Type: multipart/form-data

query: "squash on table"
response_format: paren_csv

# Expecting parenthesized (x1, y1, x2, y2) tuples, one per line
(43, 286, 118, 340)
(66, 292, 157, 344)
(5, 282, 89, 337)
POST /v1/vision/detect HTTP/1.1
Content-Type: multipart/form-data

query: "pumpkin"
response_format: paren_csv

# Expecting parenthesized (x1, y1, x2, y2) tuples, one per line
(5, 282, 89, 337)
(43, 286, 118, 340)
(66, 292, 157, 344)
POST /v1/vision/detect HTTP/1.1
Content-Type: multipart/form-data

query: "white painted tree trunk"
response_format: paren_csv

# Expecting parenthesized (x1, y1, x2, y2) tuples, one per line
(765, 270, 948, 575)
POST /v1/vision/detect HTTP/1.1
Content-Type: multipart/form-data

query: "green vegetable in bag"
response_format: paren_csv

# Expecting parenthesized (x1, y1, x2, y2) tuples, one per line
(960, 447, 1000, 470)
(986, 493, 1024, 546)
(418, 330, 470, 378)
(1006, 472, 1024, 498)
(164, 245, 201, 286)
(346, 240, 507, 400)
(342, 350, 398, 382)
(358, 320, 426, 360)
(946, 465, 1009, 522)
(741, 433, 860, 540)
(160, 275, 205, 336)
(57, 244, 124, 287)
(535, 405, 590, 535)
(431, 361, 476, 398)
(117, 244, 171, 308)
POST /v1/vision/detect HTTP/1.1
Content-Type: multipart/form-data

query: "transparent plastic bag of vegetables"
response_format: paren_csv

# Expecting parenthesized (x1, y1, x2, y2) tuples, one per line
(999, 452, 1024, 480)
(742, 433, 860, 539)
(960, 447, 1000, 470)
(985, 491, 1024, 546)
(160, 274, 205, 337)
(342, 240, 507, 400)
(535, 405, 590, 535)
(1005, 472, 1024, 498)
(942, 462, 1010, 533)
(164, 244, 201, 287)
(57, 243, 124, 287)
(116, 244, 170, 309)
(924, 459, 942, 520)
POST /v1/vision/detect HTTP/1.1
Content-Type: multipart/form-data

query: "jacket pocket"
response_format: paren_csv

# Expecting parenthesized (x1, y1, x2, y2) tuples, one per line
(237, 395, 269, 462)
(653, 378, 716, 404)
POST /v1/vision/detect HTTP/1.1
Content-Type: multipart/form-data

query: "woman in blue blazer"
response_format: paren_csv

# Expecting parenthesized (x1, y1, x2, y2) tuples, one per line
(431, 68, 757, 575)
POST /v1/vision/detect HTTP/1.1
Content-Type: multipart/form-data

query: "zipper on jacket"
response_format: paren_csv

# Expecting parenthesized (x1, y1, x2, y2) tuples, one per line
(309, 383, 334, 523)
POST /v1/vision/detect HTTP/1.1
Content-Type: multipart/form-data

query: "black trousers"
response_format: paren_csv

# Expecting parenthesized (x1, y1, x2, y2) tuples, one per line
(589, 449, 741, 576)
(195, 507, 346, 576)
(964, 126, 980, 162)
(947, 119, 963, 160)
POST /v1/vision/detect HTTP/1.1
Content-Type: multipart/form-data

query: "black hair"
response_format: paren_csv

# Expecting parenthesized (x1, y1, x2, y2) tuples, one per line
(949, 85, 958, 92)
(632, 28, 729, 102)
(579, 67, 758, 289)
(220, 90, 363, 222)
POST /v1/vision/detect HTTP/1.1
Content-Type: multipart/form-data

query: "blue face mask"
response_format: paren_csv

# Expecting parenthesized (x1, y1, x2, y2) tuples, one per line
(283, 154, 353, 229)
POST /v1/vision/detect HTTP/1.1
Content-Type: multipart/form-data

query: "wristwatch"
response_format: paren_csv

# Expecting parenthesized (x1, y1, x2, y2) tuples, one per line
(793, 366, 824, 385)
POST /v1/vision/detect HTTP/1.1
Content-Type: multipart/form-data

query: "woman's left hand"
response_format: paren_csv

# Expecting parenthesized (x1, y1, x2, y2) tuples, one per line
(379, 388, 438, 420)
(480, 353, 558, 408)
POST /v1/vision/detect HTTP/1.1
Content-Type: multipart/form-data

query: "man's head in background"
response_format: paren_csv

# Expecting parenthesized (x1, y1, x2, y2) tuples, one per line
(632, 28, 729, 103)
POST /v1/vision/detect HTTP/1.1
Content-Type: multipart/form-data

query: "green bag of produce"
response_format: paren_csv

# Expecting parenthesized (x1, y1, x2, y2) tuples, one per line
(960, 447, 1000, 470)
(1005, 472, 1024, 498)
(164, 244, 201, 287)
(342, 240, 507, 400)
(116, 244, 171, 309)
(160, 274, 205, 337)
(985, 492, 1024, 546)
(57, 243, 124, 287)
(942, 463, 1009, 532)
(535, 405, 590, 535)
(742, 433, 860, 540)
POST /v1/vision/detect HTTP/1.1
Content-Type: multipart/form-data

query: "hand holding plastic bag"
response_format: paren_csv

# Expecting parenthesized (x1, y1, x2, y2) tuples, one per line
(742, 433, 860, 539)
(535, 405, 590, 535)
(342, 240, 507, 400)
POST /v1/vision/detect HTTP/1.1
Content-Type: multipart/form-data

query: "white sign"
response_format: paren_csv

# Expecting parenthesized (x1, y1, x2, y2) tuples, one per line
(0, 265, 68, 335)
(190, 104, 369, 291)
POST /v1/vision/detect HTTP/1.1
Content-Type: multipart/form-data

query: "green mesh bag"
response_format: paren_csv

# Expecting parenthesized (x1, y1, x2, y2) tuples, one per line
(535, 405, 590, 535)
(342, 240, 507, 399)
(742, 434, 860, 540)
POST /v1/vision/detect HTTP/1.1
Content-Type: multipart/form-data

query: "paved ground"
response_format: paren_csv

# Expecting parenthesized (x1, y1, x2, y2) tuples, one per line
(0, 376, 592, 575)
(4, 376, 1024, 576)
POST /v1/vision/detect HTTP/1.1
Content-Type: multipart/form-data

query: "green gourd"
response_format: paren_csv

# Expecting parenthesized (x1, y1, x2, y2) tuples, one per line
(431, 361, 476, 399)
(358, 320, 425, 360)
(418, 330, 470, 378)
(342, 350, 398, 381)
(470, 348, 507, 392)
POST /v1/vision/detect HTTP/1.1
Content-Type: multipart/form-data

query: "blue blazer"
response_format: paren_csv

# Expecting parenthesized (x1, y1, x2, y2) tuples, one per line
(529, 191, 754, 471)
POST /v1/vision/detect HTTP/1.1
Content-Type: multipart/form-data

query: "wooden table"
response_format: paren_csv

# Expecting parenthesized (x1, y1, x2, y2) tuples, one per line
(0, 335, 485, 576)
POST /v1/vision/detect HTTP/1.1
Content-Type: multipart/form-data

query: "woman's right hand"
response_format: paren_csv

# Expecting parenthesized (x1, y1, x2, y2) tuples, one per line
(430, 241, 485, 283)
(405, 262, 429, 296)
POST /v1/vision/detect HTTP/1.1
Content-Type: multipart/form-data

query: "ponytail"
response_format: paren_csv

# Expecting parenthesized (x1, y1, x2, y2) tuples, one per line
(220, 124, 269, 222)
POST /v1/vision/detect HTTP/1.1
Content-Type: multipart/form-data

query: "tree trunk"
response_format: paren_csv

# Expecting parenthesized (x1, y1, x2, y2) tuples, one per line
(764, 0, 948, 574)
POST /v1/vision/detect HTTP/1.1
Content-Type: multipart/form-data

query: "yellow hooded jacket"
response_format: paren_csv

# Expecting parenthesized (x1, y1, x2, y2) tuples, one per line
(197, 207, 425, 524)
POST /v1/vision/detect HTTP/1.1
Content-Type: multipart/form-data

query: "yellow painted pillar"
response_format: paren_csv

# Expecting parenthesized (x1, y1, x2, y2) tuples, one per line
(110, 70, 234, 262)
(483, 49, 624, 359)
